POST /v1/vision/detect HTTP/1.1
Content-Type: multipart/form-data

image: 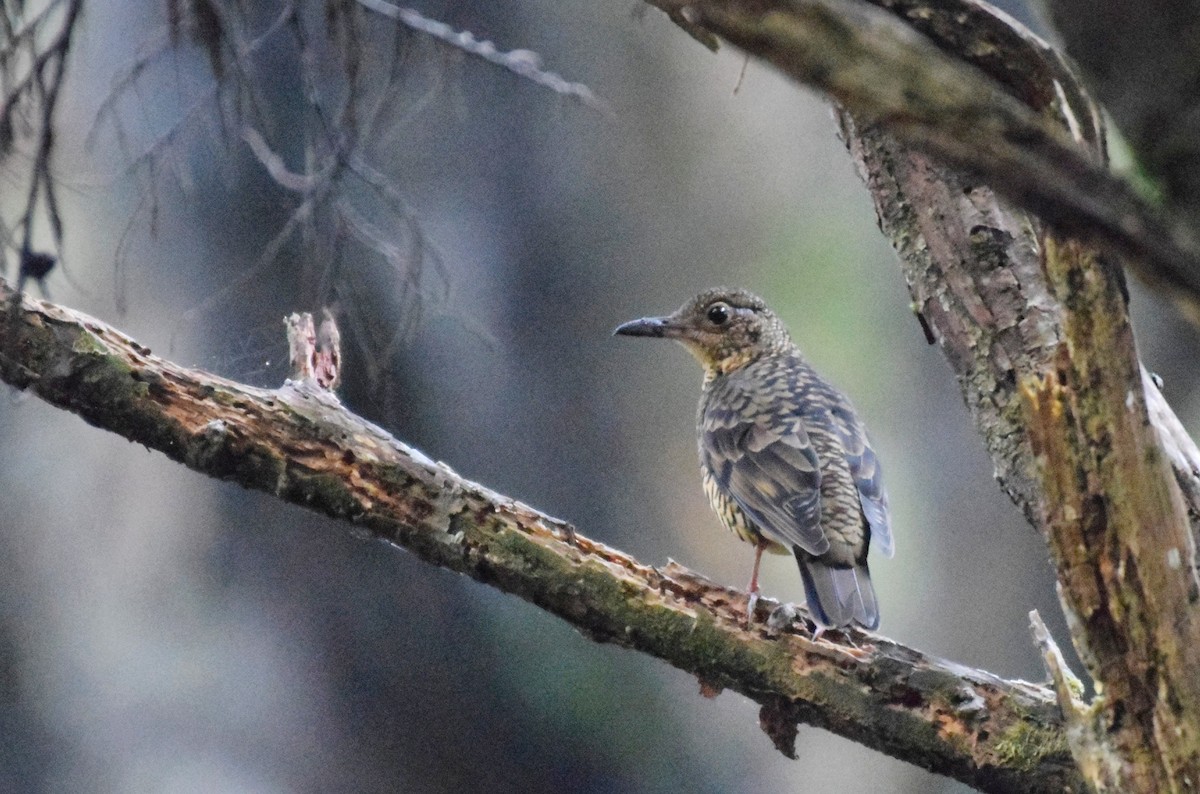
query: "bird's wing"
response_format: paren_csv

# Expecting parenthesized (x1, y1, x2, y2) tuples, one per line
(703, 398, 830, 555)
(828, 402, 893, 558)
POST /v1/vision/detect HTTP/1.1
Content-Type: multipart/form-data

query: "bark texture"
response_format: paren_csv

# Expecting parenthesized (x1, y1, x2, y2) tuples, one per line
(842, 121, 1200, 792)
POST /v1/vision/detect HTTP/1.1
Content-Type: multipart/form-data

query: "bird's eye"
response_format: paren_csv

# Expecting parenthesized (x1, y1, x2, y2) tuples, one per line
(706, 303, 730, 326)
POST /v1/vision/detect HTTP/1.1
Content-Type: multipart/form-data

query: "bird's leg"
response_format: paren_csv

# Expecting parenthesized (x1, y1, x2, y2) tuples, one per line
(746, 541, 767, 625)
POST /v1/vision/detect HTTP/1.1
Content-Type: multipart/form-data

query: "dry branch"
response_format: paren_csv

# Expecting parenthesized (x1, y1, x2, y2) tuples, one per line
(0, 281, 1080, 793)
(356, 0, 610, 113)
(1023, 231, 1200, 790)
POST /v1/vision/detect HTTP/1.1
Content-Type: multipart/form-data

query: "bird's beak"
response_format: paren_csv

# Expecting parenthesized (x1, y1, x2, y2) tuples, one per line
(612, 315, 679, 338)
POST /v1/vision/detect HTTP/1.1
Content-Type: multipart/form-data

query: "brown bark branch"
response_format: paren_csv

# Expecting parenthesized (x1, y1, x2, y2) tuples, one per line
(0, 282, 1081, 793)
(644, 0, 1200, 323)
(1027, 236, 1200, 791)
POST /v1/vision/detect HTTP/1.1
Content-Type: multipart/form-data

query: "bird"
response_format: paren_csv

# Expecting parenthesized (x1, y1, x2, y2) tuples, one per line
(614, 288, 893, 634)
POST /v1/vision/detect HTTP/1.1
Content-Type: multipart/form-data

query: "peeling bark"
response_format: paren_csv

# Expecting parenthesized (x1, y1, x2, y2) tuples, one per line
(838, 127, 1056, 525)
(842, 118, 1200, 791)
(1023, 234, 1200, 791)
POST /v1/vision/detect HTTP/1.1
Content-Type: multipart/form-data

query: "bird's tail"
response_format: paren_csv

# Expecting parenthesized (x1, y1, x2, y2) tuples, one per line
(795, 555, 879, 631)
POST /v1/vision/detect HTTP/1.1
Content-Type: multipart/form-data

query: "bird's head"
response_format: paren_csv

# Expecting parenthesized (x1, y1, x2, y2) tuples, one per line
(614, 288, 791, 376)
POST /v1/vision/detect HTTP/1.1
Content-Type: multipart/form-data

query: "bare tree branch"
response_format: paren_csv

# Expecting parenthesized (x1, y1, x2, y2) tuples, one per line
(842, 107, 1200, 792)
(0, 280, 1082, 794)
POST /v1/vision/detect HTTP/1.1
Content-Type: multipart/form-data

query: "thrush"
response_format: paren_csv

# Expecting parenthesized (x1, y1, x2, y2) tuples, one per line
(615, 288, 893, 632)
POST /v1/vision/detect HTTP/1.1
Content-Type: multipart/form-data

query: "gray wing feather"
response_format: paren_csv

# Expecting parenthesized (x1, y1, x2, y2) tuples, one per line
(703, 402, 830, 555)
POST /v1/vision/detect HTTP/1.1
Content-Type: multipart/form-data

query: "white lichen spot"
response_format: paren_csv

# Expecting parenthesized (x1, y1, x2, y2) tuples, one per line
(203, 419, 228, 435)
(953, 686, 987, 718)
(1125, 389, 1137, 410)
(1168, 547, 1182, 570)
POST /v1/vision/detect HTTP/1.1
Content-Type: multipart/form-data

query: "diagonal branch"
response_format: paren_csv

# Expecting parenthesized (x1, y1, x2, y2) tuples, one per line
(0, 281, 1081, 793)
(644, 0, 1200, 324)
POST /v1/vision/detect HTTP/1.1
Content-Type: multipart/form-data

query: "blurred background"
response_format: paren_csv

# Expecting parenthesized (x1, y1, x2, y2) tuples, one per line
(2, 0, 1195, 791)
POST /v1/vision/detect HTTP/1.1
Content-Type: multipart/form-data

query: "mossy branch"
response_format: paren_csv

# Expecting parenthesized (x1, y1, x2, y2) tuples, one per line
(0, 281, 1081, 793)
(842, 121, 1200, 791)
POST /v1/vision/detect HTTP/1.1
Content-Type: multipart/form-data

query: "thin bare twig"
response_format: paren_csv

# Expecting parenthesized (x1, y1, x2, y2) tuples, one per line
(355, 0, 611, 115)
